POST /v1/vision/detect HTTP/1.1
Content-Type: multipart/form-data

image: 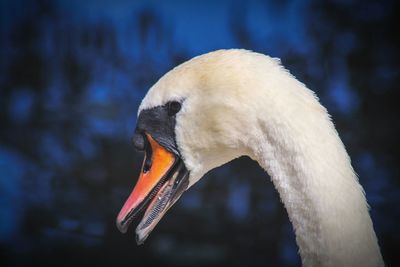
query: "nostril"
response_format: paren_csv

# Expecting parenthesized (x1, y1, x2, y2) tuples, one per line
(143, 138, 152, 173)
(132, 132, 145, 151)
(143, 156, 152, 173)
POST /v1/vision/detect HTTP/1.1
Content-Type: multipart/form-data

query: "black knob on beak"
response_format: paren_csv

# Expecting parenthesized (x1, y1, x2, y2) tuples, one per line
(132, 131, 145, 151)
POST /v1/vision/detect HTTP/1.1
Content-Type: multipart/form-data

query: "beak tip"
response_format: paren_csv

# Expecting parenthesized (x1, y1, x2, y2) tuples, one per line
(116, 218, 128, 234)
(135, 232, 147, 245)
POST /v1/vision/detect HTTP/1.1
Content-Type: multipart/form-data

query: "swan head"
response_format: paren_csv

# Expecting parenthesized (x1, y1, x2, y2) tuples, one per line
(116, 49, 285, 243)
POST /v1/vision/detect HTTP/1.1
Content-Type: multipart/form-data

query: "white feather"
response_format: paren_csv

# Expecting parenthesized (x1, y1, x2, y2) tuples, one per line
(139, 49, 384, 267)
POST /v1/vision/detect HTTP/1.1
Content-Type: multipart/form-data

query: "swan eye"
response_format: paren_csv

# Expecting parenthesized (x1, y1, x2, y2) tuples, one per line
(167, 101, 181, 116)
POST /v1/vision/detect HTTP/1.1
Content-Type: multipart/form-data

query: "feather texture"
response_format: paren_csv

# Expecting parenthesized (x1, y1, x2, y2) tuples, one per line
(139, 49, 384, 267)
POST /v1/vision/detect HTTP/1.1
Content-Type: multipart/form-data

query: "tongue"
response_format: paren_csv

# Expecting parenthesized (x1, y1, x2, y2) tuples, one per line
(135, 172, 177, 244)
(139, 177, 174, 230)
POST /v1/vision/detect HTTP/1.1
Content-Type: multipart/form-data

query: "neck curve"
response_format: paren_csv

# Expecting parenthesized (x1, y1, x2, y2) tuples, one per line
(246, 88, 384, 267)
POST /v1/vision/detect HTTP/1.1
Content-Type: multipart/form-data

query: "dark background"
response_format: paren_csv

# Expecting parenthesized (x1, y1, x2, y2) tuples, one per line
(0, 0, 399, 266)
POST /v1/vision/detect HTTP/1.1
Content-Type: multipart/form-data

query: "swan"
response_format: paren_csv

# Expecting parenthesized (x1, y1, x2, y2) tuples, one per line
(116, 49, 384, 267)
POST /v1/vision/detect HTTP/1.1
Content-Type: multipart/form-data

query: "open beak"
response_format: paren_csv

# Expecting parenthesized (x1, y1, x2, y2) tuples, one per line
(116, 133, 189, 244)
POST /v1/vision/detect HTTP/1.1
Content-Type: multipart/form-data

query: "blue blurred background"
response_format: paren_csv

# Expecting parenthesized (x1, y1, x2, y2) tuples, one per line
(0, 0, 399, 266)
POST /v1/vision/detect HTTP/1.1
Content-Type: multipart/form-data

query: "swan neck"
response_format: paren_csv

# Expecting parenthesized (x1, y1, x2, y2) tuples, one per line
(249, 114, 384, 267)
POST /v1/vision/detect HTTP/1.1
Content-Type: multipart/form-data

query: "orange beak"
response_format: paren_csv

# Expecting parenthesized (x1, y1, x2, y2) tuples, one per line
(116, 133, 176, 233)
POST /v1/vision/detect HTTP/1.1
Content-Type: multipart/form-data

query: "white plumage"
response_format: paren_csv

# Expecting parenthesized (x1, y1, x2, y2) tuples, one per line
(139, 49, 384, 267)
